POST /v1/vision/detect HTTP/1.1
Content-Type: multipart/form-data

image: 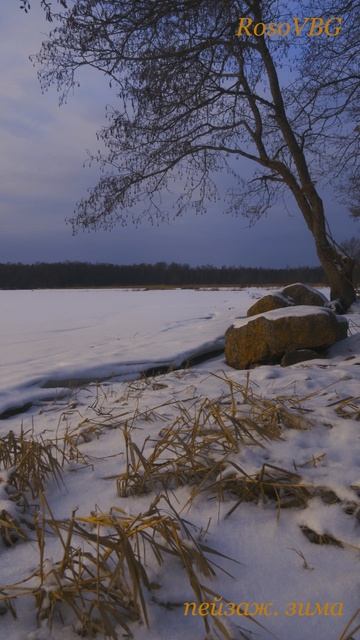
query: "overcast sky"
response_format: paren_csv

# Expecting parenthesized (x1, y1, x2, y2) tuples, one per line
(0, 3, 358, 267)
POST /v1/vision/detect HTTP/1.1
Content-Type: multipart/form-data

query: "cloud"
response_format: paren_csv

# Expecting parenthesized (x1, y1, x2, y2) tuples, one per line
(0, 4, 110, 217)
(0, 4, 357, 266)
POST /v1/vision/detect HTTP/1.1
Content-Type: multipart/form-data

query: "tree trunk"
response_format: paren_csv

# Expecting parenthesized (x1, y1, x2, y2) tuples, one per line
(257, 38, 357, 312)
(291, 184, 357, 312)
(313, 228, 356, 312)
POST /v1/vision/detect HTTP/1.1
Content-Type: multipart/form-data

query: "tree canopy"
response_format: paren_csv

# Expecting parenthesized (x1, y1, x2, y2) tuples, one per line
(20, 0, 67, 21)
(28, 1, 360, 307)
(300, 0, 359, 219)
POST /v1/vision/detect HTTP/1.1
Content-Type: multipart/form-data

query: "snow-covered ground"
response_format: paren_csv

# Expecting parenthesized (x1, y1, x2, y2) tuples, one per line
(0, 287, 359, 640)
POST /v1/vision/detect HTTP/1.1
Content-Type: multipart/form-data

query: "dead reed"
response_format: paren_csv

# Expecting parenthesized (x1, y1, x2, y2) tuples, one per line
(206, 462, 312, 518)
(0, 428, 89, 547)
(114, 374, 313, 500)
(0, 496, 233, 639)
(0, 428, 63, 499)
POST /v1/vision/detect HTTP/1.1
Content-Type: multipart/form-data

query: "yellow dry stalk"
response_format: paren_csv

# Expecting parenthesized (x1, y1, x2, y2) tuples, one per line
(0, 429, 64, 499)
(114, 385, 290, 498)
(0, 499, 236, 640)
(212, 372, 314, 432)
(202, 462, 313, 518)
(338, 607, 360, 640)
(334, 396, 360, 420)
(0, 509, 28, 547)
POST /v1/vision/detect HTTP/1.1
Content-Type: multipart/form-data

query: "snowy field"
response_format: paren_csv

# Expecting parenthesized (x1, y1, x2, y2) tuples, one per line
(0, 287, 359, 640)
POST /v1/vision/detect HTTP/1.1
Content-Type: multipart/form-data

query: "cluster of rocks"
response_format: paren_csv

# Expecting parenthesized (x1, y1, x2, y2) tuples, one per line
(246, 283, 328, 317)
(225, 283, 348, 369)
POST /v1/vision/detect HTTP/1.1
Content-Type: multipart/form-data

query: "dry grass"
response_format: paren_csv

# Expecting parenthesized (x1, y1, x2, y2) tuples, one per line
(0, 496, 234, 639)
(1, 374, 357, 638)
(0, 509, 29, 547)
(0, 428, 63, 499)
(115, 412, 227, 498)
(215, 373, 314, 432)
(300, 525, 344, 548)
(0, 428, 91, 547)
(0, 429, 64, 547)
(339, 608, 360, 640)
(204, 462, 312, 518)
(333, 395, 360, 420)
(112, 374, 314, 502)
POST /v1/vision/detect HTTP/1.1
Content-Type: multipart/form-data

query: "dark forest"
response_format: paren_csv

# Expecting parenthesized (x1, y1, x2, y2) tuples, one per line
(0, 262, 327, 289)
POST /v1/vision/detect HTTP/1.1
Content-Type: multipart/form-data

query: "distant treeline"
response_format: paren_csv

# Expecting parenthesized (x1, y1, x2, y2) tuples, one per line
(0, 262, 327, 289)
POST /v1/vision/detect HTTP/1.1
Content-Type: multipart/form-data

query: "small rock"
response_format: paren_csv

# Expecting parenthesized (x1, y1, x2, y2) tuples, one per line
(247, 293, 292, 317)
(326, 299, 345, 314)
(281, 283, 328, 307)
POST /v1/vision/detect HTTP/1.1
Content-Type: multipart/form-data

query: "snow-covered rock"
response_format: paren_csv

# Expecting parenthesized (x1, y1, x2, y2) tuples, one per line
(281, 282, 328, 306)
(247, 292, 293, 316)
(225, 305, 348, 370)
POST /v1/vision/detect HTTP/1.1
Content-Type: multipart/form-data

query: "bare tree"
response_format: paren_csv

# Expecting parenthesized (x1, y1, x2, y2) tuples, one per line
(342, 236, 360, 285)
(299, 0, 360, 220)
(19, 0, 67, 21)
(342, 236, 360, 259)
(348, 174, 360, 219)
(33, 0, 358, 309)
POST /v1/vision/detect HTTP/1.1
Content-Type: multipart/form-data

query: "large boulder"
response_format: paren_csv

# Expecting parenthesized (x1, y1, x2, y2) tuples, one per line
(225, 306, 348, 370)
(280, 349, 322, 367)
(281, 283, 328, 307)
(247, 292, 292, 317)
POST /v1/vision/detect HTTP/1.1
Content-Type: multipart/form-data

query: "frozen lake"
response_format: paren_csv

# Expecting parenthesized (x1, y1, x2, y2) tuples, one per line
(0, 287, 268, 414)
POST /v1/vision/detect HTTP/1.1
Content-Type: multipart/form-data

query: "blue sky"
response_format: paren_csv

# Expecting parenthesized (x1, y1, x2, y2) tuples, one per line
(0, 3, 358, 267)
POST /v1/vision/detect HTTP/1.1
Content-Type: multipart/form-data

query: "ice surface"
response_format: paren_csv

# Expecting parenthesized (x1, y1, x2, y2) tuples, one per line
(0, 288, 260, 414)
